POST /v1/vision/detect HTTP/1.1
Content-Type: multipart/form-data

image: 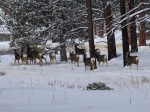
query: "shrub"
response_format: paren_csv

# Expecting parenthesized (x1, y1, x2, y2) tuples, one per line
(85, 82, 114, 90)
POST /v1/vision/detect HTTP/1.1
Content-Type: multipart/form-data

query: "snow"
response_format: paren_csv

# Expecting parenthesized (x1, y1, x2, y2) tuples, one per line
(0, 41, 10, 50)
(0, 40, 150, 112)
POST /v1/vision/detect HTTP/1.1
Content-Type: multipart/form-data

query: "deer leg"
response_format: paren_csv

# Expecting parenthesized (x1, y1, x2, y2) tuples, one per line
(31, 59, 33, 64)
(26, 58, 28, 64)
(77, 62, 79, 67)
(14, 59, 16, 65)
(71, 60, 73, 65)
(99, 62, 101, 66)
(102, 61, 104, 66)
(21, 58, 23, 64)
(92, 64, 95, 72)
(55, 58, 57, 63)
(130, 64, 132, 70)
(42, 57, 47, 63)
(106, 60, 108, 66)
(40, 58, 42, 64)
(50, 59, 51, 63)
(33, 59, 36, 63)
(52, 59, 54, 64)
(90, 65, 92, 71)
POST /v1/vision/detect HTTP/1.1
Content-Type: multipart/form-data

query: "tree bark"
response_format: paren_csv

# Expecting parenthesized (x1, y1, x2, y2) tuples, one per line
(129, 0, 138, 52)
(139, 13, 146, 46)
(60, 35, 67, 62)
(86, 0, 97, 69)
(98, 22, 104, 37)
(120, 0, 129, 67)
(102, 0, 117, 61)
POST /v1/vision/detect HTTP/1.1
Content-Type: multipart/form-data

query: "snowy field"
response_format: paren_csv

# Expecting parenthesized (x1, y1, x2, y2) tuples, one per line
(0, 40, 150, 112)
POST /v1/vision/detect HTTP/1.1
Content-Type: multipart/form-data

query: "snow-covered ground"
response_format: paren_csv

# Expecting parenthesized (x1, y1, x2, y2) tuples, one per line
(0, 40, 150, 112)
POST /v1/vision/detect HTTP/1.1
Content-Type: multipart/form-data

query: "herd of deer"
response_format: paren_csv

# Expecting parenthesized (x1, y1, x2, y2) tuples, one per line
(13, 48, 57, 65)
(69, 45, 108, 71)
(13, 44, 139, 71)
(69, 44, 139, 71)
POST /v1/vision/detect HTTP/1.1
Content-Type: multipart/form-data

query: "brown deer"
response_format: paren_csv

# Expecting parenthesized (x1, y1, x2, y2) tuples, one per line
(13, 49, 21, 64)
(83, 54, 95, 71)
(69, 52, 80, 67)
(28, 50, 47, 64)
(49, 51, 58, 64)
(95, 48, 100, 54)
(126, 52, 139, 70)
(74, 44, 86, 55)
(26, 45, 47, 64)
(95, 50, 108, 66)
(74, 44, 86, 62)
(22, 52, 28, 64)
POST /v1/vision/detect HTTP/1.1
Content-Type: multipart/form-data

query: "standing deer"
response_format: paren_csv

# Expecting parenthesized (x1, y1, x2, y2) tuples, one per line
(26, 46, 47, 64)
(49, 51, 58, 64)
(74, 44, 86, 55)
(22, 52, 28, 64)
(74, 44, 86, 62)
(126, 52, 139, 70)
(95, 48, 100, 54)
(95, 49, 108, 66)
(13, 49, 21, 64)
(83, 54, 95, 71)
(69, 52, 79, 67)
(28, 51, 47, 64)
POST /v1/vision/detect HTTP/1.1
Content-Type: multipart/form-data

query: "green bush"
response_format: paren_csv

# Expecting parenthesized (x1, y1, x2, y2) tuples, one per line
(85, 82, 114, 90)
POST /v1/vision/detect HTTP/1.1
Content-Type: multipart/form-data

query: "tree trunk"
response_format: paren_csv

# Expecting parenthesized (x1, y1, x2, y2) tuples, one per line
(98, 22, 104, 37)
(86, 0, 97, 69)
(60, 35, 67, 62)
(139, 13, 146, 46)
(102, 0, 117, 61)
(129, 0, 138, 52)
(125, 2, 131, 45)
(120, 0, 129, 67)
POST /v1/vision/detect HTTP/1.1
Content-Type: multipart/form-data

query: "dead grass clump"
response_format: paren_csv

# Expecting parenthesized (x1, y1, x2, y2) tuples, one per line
(141, 76, 150, 84)
(0, 71, 6, 76)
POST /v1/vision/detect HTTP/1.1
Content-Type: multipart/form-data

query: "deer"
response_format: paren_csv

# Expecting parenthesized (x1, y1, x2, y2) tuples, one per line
(27, 50, 47, 64)
(95, 50, 108, 66)
(38, 52, 43, 64)
(83, 54, 95, 71)
(49, 50, 58, 64)
(74, 44, 86, 55)
(74, 44, 86, 62)
(13, 49, 21, 65)
(95, 48, 100, 54)
(69, 52, 80, 67)
(26, 45, 47, 64)
(21, 52, 28, 64)
(126, 52, 139, 70)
